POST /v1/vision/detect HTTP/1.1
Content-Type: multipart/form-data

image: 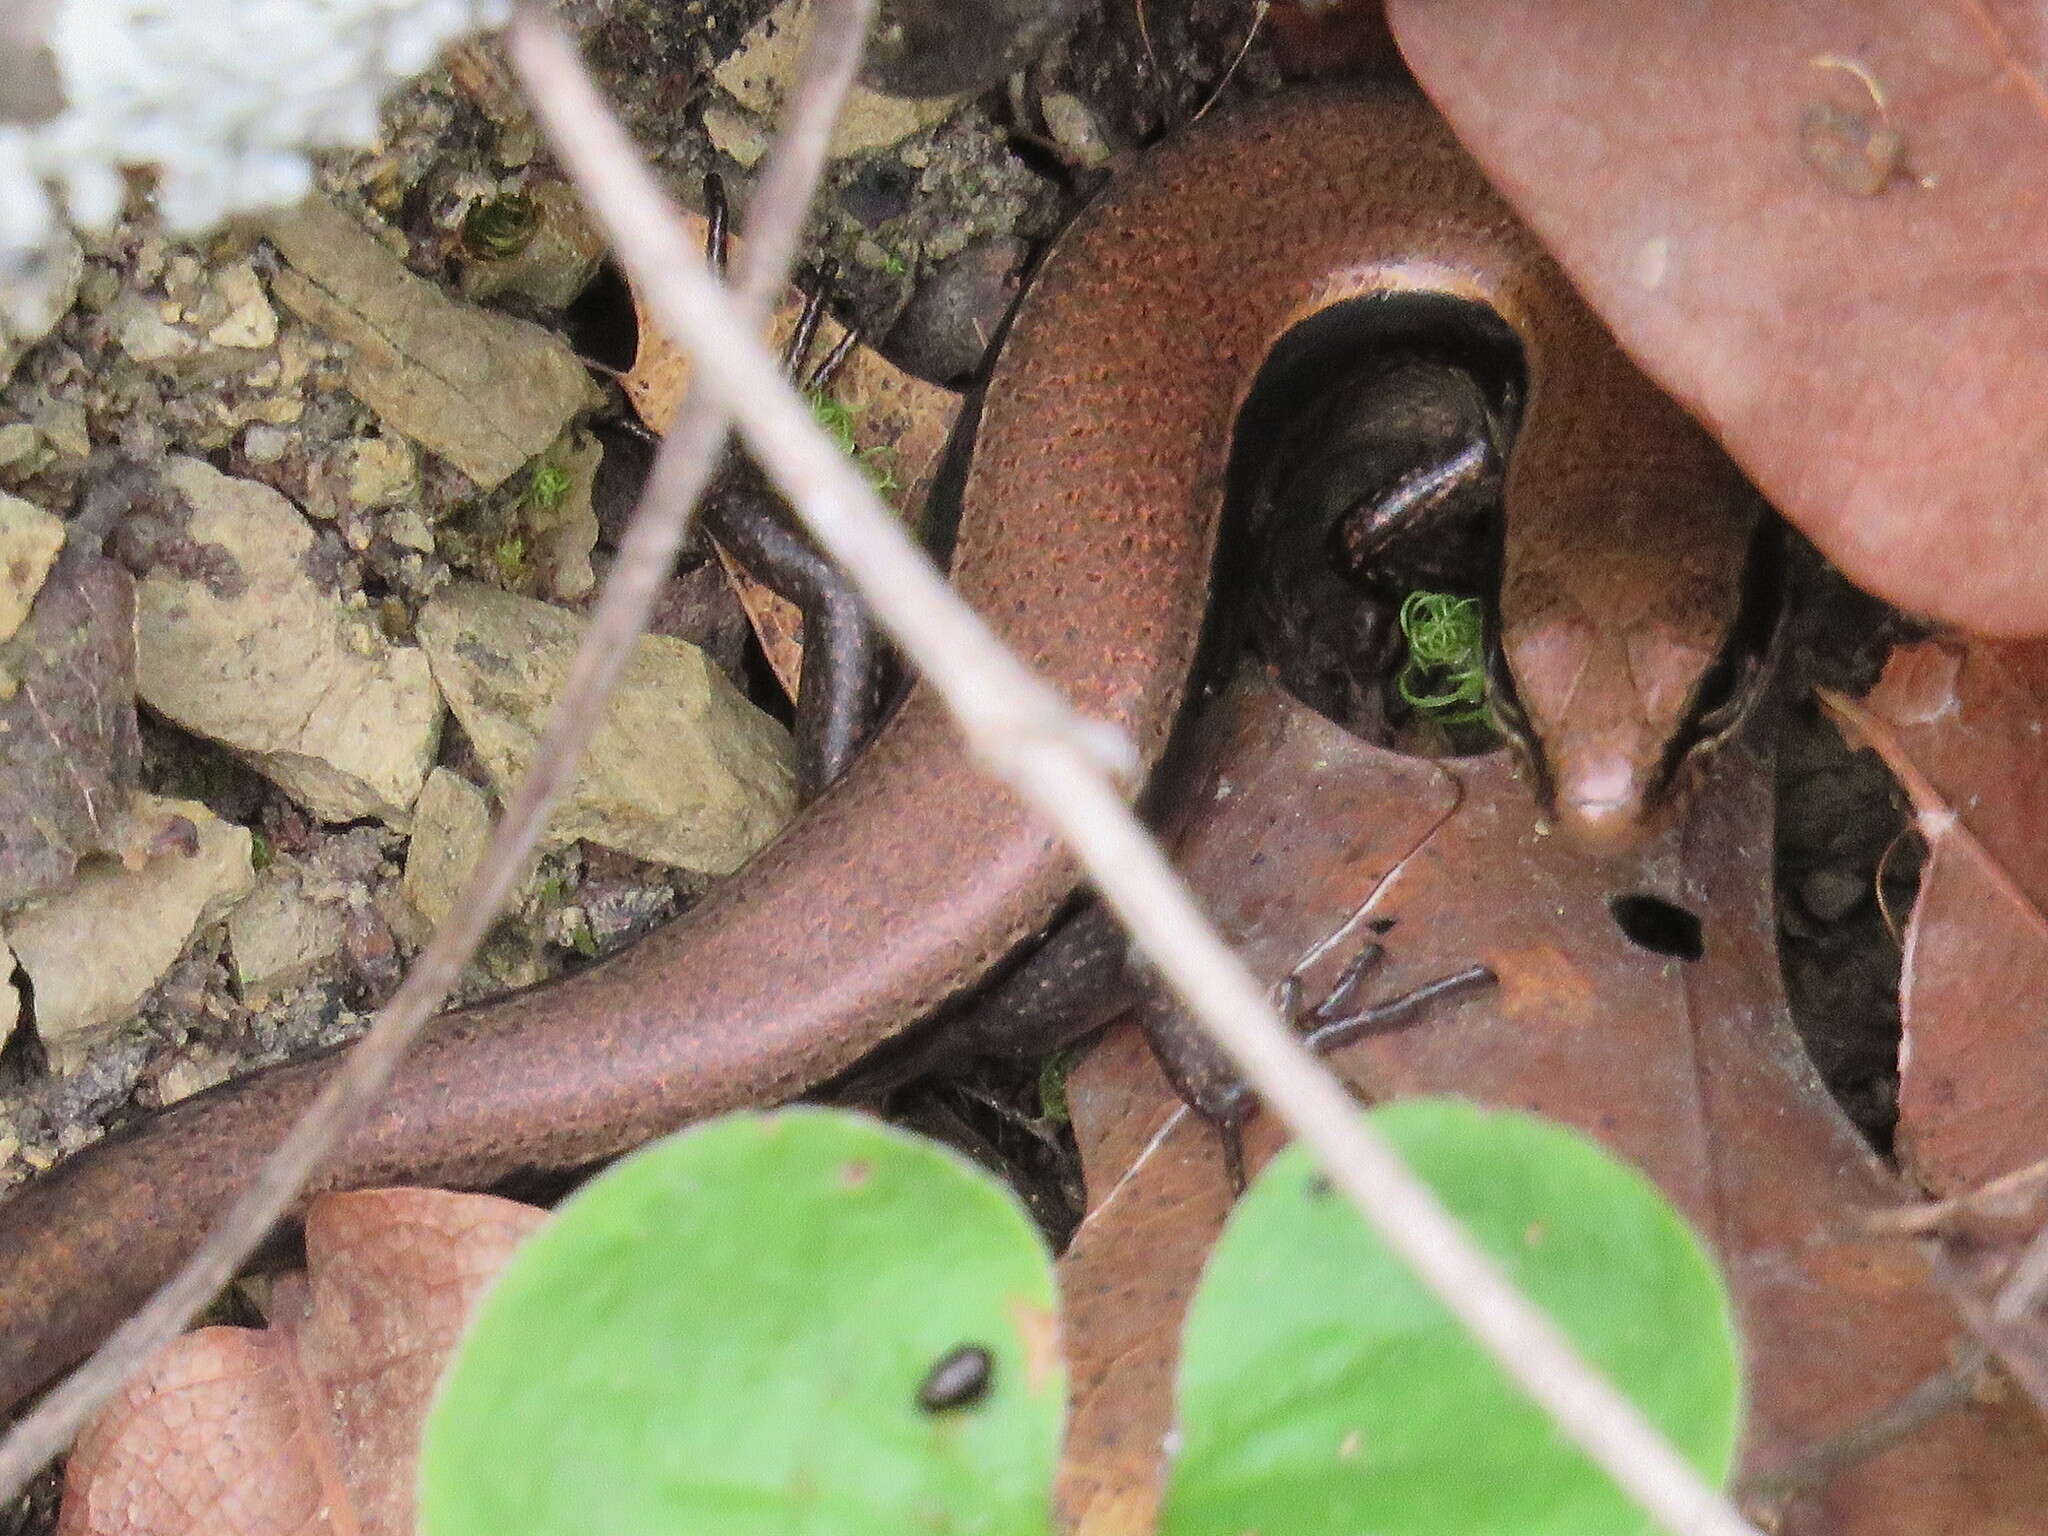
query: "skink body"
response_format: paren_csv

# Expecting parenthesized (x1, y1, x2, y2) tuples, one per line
(0, 88, 1759, 1411)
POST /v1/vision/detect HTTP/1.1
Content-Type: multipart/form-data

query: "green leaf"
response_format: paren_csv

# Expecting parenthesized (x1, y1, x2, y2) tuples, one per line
(1164, 1098, 1742, 1536)
(421, 1109, 1064, 1536)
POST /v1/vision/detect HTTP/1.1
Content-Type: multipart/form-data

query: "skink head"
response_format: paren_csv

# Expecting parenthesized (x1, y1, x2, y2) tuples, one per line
(1491, 607, 1730, 855)
(1488, 504, 1778, 859)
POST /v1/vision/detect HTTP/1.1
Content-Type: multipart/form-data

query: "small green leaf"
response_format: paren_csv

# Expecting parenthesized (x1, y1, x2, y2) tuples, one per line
(1164, 1098, 1741, 1536)
(422, 1109, 1064, 1536)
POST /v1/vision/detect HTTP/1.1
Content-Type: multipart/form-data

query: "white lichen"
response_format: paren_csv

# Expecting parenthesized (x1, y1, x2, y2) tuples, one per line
(0, 0, 510, 331)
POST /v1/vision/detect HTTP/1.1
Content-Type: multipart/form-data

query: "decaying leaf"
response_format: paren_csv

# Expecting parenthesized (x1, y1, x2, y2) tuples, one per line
(622, 211, 960, 699)
(0, 495, 140, 903)
(1389, 0, 2048, 635)
(59, 1189, 546, 1536)
(1058, 672, 2048, 1535)
(1822, 641, 2048, 1197)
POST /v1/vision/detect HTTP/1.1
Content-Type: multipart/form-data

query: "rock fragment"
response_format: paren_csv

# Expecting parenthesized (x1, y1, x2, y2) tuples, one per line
(417, 582, 795, 875)
(710, 0, 962, 165)
(267, 197, 600, 489)
(4, 796, 254, 1073)
(135, 455, 443, 825)
(401, 767, 496, 932)
(525, 430, 601, 602)
(0, 228, 79, 385)
(457, 181, 606, 310)
(0, 492, 64, 642)
(227, 859, 352, 1005)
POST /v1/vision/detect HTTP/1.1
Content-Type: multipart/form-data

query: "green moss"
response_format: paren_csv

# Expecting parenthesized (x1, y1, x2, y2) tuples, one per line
(463, 193, 539, 260)
(806, 389, 900, 501)
(524, 459, 572, 513)
(491, 534, 529, 584)
(1396, 591, 1491, 728)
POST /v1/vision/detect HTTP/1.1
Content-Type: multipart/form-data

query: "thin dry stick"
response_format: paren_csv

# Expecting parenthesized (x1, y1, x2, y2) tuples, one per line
(1995, 1218, 2048, 1323)
(1863, 1154, 2048, 1238)
(1923, 1240, 2048, 1419)
(1189, 0, 1267, 123)
(1735, 1338, 1991, 1510)
(0, 0, 875, 1500)
(509, 19, 1761, 1536)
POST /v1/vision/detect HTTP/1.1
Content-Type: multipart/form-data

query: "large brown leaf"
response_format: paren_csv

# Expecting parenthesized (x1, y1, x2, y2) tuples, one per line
(1057, 672, 2048, 1534)
(59, 1189, 545, 1536)
(1822, 640, 2048, 1197)
(1388, 0, 2048, 635)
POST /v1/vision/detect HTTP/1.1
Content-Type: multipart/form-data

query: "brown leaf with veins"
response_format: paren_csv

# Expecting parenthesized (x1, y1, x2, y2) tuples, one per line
(1822, 640, 2048, 1197)
(0, 516, 140, 903)
(1057, 671, 2048, 1535)
(1388, 0, 2048, 635)
(622, 213, 960, 699)
(59, 1189, 545, 1536)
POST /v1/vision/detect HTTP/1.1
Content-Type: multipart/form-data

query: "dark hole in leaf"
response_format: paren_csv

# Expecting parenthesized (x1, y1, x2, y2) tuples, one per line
(917, 1344, 993, 1412)
(1609, 895, 1705, 961)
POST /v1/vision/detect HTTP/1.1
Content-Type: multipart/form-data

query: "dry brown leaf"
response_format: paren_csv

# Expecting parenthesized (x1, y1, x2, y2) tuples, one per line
(58, 1189, 545, 1536)
(1057, 671, 2048, 1535)
(1388, 0, 2048, 636)
(0, 537, 140, 903)
(1822, 640, 2048, 1197)
(621, 212, 961, 699)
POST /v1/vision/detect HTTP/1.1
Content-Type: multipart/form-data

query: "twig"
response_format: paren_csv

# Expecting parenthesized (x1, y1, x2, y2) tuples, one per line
(1736, 1338, 1991, 1512)
(1863, 1155, 2048, 1238)
(508, 19, 1761, 1536)
(1995, 1216, 2048, 1324)
(1923, 1240, 2048, 1420)
(0, 0, 875, 1500)
(1190, 0, 1266, 123)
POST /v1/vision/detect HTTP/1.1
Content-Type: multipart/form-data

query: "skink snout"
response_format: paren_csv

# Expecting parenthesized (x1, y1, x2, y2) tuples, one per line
(1548, 753, 1660, 858)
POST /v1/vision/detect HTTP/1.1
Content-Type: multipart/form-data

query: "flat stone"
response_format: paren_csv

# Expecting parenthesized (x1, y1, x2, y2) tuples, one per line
(417, 582, 796, 875)
(0, 491, 63, 643)
(347, 433, 419, 507)
(267, 197, 601, 489)
(713, 0, 962, 161)
(402, 766, 496, 932)
(227, 859, 352, 1004)
(205, 260, 278, 349)
(136, 455, 443, 825)
(4, 795, 254, 1073)
(528, 430, 601, 602)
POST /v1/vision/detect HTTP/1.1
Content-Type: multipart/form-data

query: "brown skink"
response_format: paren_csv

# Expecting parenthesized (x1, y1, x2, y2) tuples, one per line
(0, 88, 1760, 1412)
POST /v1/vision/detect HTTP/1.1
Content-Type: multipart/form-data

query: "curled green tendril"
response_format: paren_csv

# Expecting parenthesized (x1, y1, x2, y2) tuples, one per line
(1396, 590, 1492, 727)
